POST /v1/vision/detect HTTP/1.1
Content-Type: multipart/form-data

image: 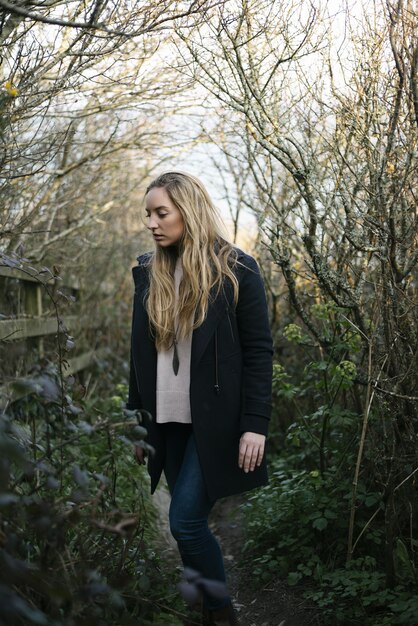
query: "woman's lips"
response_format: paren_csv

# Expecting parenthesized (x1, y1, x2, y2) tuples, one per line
(153, 234, 164, 240)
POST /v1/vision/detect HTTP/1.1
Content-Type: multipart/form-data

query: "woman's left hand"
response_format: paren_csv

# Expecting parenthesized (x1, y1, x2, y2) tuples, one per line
(239, 432, 266, 473)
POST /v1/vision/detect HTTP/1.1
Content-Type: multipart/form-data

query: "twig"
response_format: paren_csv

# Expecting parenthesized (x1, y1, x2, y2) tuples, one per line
(346, 349, 388, 562)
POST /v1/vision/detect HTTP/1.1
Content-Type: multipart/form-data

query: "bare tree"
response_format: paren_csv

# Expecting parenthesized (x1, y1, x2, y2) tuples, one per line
(176, 0, 418, 585)
(0, 0, 220, 386)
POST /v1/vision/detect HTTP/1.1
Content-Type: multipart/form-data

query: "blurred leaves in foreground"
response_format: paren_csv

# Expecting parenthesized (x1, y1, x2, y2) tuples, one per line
(0, 373, 181, 626)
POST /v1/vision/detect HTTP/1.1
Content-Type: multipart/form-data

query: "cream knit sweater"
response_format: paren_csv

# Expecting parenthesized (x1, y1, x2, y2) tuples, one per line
(156, 258, 192, 424)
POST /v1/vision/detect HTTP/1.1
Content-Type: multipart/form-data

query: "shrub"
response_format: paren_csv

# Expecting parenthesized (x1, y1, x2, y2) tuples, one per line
(0, 374, 182, 626)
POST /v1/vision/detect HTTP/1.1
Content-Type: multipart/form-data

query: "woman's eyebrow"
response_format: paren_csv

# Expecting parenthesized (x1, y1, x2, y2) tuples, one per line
(146, 205, 170, 211)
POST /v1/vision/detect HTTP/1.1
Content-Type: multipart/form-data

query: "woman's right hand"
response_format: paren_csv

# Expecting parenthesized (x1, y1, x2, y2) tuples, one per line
(134, 445, 146, 465)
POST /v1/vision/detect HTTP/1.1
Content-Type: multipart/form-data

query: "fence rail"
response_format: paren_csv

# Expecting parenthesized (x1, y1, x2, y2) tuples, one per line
(0, 265, 80, 289)
(0, 263, 102, 407)
(0, 316, 78, 341)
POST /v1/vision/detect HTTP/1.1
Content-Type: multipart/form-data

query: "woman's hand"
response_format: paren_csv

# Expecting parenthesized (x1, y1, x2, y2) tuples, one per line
(134, 445, 147, 465)
(239, 432, 266, 473)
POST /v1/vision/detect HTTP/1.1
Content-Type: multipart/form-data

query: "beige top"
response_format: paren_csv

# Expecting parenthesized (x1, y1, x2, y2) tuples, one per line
(156, 258, 192, 424)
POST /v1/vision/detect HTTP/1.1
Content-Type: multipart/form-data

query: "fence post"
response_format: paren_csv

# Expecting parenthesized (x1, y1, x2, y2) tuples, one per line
(23, 281, 44, 358)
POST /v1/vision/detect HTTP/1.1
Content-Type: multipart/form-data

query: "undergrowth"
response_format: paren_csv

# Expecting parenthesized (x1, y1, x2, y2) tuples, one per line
(243, 458, 418, 625)
(242, 309, 418, 626)
(0, 371, 184, 626)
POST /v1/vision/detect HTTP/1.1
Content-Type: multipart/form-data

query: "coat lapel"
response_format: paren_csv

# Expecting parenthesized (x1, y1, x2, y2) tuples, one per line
(191, 280, 234, 365)
(133, 263, 234, 367)
(191, 292, 225, 366)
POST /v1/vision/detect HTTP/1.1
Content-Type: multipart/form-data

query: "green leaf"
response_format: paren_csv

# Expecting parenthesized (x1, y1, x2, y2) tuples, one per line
(287, 571, 302, 586)
(312, 517, 328, 531)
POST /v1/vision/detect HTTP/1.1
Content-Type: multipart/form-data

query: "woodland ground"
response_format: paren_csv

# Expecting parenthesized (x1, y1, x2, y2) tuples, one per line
(154, 488, 323, 626)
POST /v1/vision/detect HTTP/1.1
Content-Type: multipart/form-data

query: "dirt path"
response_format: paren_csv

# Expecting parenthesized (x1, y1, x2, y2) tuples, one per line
(209, 496, 323, 626)
(154, 486, 322, 626)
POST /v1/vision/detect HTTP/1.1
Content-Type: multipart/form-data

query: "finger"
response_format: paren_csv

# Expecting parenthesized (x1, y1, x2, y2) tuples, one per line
(256, 444, 265, 466)
(247, 446, 260, 472)
(251, 447, 260, 471)
(134, 446, 145, 465)
(244, 445, 265, 472)
(243, 445, 257, 472)
(243, 446, 252, 472)
(238, 441, 247, 469)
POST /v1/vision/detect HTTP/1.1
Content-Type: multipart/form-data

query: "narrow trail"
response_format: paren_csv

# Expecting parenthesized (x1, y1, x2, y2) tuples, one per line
(210, 497, 322, 626)
(154, 487, 323, 626)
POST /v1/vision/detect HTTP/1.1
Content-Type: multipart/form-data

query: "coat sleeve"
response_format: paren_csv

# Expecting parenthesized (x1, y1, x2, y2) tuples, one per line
(126, 298, 143, 411)
(236, 255, 273, 436)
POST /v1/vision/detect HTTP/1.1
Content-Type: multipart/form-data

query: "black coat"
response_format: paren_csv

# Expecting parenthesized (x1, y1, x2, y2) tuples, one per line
(127, 249, 273, 501)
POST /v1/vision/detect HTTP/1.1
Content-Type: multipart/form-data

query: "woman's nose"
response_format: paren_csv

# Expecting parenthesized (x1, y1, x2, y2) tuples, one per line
(147, 214, 157, 230)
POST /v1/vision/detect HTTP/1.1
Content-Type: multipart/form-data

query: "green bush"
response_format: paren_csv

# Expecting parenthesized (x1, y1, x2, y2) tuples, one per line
(0, 371, 183, 626)
(243, 311, 418, 625)
(243, 458, 384, 580)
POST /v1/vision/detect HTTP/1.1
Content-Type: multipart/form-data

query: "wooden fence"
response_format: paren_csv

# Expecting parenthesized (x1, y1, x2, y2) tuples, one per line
(0, 265, 103, 407)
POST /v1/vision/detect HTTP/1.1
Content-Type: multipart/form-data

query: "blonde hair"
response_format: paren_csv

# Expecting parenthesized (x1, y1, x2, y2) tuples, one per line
(145, 171, 239, 351)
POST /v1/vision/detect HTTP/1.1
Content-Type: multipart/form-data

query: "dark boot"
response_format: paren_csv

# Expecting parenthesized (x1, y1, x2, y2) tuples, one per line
(204, 604, 240, 626)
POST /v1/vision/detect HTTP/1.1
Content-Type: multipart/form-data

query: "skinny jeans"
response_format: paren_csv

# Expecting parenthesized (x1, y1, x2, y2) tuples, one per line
(161, 423, 230, 610)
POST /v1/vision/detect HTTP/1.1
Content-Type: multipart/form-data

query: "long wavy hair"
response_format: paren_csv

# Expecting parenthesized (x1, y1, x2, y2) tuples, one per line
(145, 171, 239, 351)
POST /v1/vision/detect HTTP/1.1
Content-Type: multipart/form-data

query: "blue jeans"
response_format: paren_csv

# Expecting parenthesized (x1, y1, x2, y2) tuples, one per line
(162, 423, 230, 610)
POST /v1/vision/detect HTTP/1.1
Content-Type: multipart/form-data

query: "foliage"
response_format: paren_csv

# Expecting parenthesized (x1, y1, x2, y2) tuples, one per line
(242, 328, 418, 624)
(244, 457, 418, 625)
(0, 246, 188, 625)
(181, 6, 418, 619)
(0, 375, 184, 625)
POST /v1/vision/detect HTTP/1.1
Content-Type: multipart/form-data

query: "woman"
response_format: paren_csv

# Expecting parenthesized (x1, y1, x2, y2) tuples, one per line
(127, 172, 273, 626)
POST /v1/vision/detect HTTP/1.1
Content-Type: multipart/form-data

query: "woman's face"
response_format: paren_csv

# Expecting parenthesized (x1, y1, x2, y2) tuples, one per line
(145, 186, 184, 248)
